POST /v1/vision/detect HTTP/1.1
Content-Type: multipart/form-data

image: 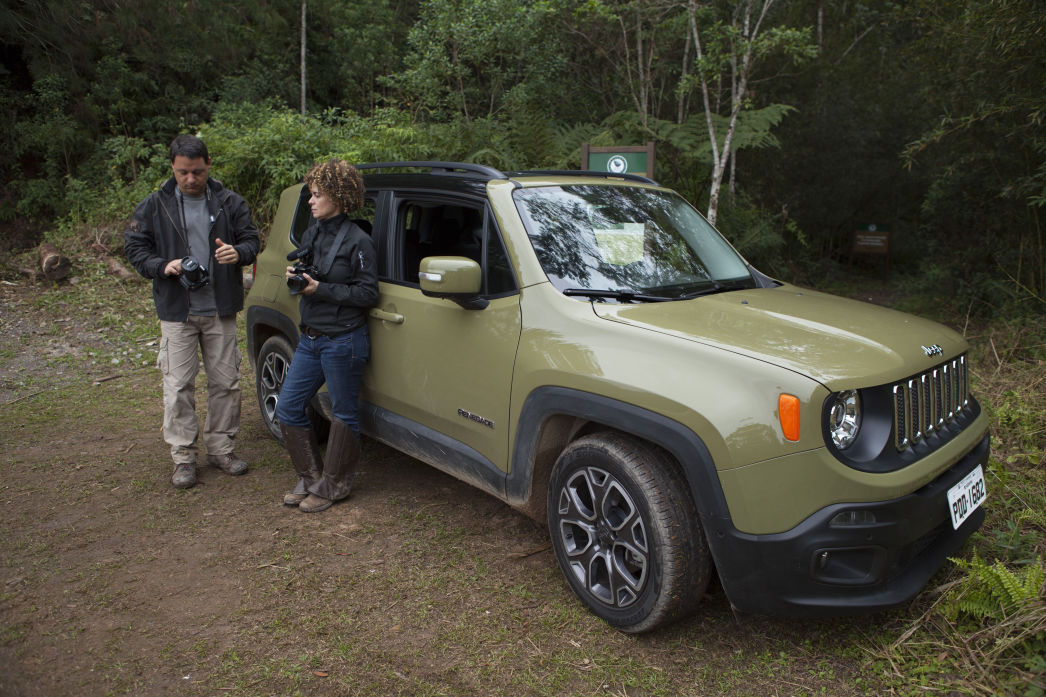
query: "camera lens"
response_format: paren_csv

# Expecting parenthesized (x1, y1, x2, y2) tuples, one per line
(179, 257, 208, 290)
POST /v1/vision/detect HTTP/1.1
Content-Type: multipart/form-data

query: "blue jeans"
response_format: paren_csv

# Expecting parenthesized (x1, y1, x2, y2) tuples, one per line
(275, 326, 369, 434)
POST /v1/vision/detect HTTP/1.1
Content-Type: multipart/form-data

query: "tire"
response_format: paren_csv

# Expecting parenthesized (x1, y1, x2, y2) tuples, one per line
(255, 334, 330, 443)
(255, 335, 294, 442)
(547, 432, 711, 633)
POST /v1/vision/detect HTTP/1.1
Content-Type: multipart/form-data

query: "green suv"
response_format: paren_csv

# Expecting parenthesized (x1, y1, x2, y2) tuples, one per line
(245, 162, 990, 633)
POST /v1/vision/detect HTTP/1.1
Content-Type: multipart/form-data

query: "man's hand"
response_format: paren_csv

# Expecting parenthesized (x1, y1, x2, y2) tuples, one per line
(215, 238, 239, 265)
(164, 259, 183, 276)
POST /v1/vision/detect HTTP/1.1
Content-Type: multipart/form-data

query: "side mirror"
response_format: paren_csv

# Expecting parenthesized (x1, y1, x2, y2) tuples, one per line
(418, 256, 488, 310)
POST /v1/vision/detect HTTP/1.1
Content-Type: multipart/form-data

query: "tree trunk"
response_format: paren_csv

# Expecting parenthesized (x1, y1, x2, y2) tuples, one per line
(103, 256, 137, 283)
(689, 0, 775, 226)
(90, 243, 138, 283)
(300, 1, 307, 117)
(38, 243, 71, 281)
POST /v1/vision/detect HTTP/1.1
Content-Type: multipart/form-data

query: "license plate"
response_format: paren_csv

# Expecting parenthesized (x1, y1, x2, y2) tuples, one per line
(947, 464, 987, 530)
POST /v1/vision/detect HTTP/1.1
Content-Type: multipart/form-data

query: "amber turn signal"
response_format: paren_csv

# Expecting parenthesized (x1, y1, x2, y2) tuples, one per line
(779, 394, 801, 442)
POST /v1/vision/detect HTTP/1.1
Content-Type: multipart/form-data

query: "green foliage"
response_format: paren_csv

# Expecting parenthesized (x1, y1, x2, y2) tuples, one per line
(682, 15, 817, 92)
(394, 0, 565, 121)
(201, 103, 429, 227)
(601, 105, 795, 170)
(994, 390, 1046, 458)
(714, 191, 787, 269)
(898, 0, 1046, 307)
(948, 550, 1045, 621)
(0, 0, 1042, 321)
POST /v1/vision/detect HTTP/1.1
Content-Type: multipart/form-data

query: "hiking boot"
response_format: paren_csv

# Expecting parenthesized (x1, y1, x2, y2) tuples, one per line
(283, 478, 308, 506)
(298, 493, 334, 513)
(206, 452, 248, 476)
(172, 463, 197, 489)
(306, 419, 360, 502)
(279, 423, 323, 507)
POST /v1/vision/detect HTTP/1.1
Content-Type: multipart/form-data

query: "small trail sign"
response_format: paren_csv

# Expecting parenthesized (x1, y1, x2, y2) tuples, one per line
(853, 224, 890, 255)
(581, 142, 655, 179)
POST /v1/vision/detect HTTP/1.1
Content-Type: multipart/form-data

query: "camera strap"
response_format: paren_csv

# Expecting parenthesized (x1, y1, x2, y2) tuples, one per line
(315, 220, 358, 278)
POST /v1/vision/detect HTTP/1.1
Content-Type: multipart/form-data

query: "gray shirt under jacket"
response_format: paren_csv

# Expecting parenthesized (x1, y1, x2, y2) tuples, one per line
(179, 190, 217, 316)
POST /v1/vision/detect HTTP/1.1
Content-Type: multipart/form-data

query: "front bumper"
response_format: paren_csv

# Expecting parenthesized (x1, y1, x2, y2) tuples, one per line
(712, 433, 990, 616)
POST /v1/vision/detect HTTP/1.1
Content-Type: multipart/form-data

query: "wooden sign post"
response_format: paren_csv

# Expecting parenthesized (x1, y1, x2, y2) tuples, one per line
(581, 142, 656, 179)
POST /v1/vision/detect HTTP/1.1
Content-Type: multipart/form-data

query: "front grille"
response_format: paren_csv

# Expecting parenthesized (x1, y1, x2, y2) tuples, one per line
(891, 355, 969, 450)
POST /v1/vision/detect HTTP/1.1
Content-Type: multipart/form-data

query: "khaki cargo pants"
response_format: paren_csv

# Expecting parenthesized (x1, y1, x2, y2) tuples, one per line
(157, 315, 241, 465)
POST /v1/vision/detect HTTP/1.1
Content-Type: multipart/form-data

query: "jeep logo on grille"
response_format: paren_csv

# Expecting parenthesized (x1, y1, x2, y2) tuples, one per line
(921, 344, 943, 357)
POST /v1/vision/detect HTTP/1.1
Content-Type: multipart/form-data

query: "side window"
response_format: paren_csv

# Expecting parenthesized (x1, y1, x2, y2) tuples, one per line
(290, 189, 376, 246)
(290, 186, 312, 246)
(352, 199, 376, 235)
(390, 198, 517, 296)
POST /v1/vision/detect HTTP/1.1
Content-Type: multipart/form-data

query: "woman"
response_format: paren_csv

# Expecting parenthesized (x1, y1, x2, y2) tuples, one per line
(275, 159, 379, 512)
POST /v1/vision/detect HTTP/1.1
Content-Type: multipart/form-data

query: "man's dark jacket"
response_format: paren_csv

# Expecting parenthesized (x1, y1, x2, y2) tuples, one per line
(124, 177, 259, 321)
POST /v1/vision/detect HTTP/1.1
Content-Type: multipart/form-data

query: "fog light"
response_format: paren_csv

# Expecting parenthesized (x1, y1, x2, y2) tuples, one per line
(811, 546, 885, 584)
(830, 510, 877, 527)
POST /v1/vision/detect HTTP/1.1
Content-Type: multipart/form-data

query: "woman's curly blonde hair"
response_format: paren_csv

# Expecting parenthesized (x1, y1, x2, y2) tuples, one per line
(304, 159, 365, 214)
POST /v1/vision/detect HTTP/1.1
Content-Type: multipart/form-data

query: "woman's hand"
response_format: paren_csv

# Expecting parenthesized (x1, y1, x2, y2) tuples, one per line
(285, 266, 319, 295)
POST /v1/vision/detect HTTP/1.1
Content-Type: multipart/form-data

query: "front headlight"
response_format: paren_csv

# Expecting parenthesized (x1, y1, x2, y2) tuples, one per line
(827, 390, 861, 449)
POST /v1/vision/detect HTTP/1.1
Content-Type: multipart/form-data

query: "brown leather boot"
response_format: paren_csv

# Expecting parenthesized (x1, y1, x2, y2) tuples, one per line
(279, 423, 323, 506)
(283, 477, 308, 506)
(299, 419, 360, 513)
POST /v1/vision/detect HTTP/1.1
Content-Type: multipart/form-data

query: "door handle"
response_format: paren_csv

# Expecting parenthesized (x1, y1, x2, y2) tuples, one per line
(369, 308, 404, 324)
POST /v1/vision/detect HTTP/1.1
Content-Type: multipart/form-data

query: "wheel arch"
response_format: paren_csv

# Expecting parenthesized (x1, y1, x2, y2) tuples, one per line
(246, 305, 300, 369)
(507, 387, 733, 537)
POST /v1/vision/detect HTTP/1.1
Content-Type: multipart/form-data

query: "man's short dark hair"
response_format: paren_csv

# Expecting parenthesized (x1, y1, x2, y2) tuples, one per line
(170, 134, 210, 163)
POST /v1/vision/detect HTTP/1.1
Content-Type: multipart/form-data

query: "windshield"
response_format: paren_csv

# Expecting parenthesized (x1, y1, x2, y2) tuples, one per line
(514, 185, 753, 300)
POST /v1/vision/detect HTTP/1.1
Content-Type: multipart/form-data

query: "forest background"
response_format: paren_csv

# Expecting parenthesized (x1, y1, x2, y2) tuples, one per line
(0, 0, 1044, 312)
(0, 0, 1043, 694)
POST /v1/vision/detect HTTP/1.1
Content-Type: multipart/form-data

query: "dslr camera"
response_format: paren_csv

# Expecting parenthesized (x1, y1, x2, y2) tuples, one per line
(178, 256, 209, 291)
(286, 247, 320, 294)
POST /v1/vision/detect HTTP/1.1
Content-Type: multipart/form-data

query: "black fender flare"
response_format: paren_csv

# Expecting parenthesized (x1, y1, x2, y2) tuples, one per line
(507, 386, 737, 553)
(246, 305, 301, 369)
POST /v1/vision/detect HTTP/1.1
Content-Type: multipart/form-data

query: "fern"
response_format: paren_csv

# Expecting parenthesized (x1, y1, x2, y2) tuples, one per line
(1017, 507, 1046, 532)
(949, 549, 1046, 620)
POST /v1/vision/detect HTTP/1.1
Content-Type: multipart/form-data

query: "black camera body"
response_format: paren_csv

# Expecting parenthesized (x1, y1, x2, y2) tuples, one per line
(178, 256, 209, 291)
(286, 247, 319, 294)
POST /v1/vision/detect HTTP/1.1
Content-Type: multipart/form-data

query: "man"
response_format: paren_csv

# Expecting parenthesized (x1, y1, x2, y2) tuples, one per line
(125, 134, 260, 489)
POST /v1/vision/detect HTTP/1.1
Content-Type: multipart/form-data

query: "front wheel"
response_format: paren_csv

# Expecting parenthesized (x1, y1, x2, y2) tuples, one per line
(547, 432, 711, 633)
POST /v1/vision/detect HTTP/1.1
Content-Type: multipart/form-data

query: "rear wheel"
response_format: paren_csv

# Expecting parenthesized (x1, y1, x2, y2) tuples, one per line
(256, 335, 293, 441)
(547, 432, 711, 633)
(255, 334, 330, 443)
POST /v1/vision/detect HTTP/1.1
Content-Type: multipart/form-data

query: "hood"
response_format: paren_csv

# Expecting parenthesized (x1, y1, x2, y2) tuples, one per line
(591, 284, 967, 388)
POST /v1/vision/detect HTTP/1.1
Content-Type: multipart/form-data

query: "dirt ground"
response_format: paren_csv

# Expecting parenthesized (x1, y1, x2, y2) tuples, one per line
(0, 279, 889, 697)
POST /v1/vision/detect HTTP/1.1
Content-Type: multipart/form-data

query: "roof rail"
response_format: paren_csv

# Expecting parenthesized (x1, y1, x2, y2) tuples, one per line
(513, 169, 658, 185)
(357, 161, 507, 179)
(356, 162, 659, 186)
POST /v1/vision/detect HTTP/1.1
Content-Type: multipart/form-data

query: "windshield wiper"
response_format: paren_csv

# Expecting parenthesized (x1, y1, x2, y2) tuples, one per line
(563, 288, 673, 303)
(677, 280, 748, 300)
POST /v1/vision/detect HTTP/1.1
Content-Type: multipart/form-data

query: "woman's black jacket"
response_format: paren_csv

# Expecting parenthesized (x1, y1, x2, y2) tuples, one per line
(297, 214, 379, 336)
